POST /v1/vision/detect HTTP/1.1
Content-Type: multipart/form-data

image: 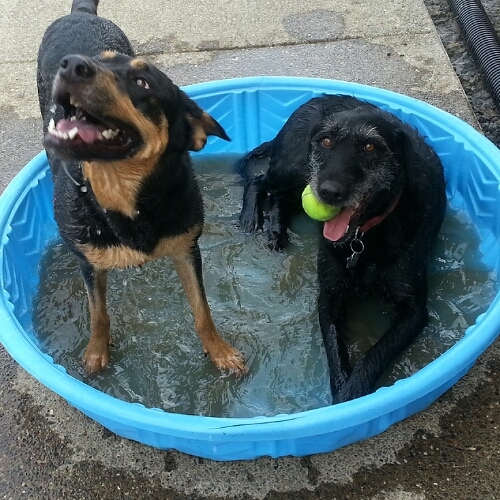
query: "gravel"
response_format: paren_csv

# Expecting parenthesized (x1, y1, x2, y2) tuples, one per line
(423, 0, 500, 147)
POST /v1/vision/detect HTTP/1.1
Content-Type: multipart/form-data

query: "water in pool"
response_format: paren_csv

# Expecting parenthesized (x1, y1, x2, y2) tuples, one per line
(33, 155, 497, 417)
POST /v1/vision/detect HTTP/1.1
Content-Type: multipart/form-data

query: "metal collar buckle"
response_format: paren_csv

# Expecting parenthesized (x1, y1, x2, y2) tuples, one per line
(346, 228, 364, 269)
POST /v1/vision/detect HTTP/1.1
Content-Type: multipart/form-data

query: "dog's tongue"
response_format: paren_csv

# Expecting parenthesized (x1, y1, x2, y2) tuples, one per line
(323, 207, 354, 241)
(56, 118, 105, 144)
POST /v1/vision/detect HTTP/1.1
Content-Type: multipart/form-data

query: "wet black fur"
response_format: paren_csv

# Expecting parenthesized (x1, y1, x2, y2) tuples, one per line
(37, 0, 225, 259)
(238, 95, 446, 403)
(37, 0, 232, 371)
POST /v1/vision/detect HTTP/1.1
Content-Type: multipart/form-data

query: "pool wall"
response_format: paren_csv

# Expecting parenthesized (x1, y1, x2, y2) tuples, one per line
(1, 77, 499, 460)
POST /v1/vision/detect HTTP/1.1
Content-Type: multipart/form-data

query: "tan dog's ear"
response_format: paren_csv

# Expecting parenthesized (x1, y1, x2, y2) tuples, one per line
(187, 112, 230, 152)
(179, 89, 230, 151)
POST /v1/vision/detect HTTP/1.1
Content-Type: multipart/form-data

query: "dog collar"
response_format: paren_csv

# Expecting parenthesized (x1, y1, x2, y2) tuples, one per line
(346, 192, 402, 269)
(359, 191, 402, 234)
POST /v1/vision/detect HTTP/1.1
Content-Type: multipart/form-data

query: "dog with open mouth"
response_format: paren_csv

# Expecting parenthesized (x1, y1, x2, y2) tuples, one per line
(238, 95, 446, 402)
(37, 0, 247, 376)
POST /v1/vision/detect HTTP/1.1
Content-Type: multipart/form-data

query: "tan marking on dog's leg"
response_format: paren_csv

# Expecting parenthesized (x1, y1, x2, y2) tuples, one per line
(82, 269, 112, 372)
(172, 254, 247, 376)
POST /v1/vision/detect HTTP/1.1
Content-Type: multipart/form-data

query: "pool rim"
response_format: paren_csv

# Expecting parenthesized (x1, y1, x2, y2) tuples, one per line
(0, 76, 499, 458)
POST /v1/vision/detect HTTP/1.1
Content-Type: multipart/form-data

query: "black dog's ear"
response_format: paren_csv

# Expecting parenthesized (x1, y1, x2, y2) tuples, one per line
(179, 91, 230, 151)
(393, 127, 418, 189)
(392, 127, 408, 159)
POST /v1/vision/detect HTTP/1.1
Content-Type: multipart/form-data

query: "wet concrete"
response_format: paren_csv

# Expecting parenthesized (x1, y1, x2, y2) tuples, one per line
(2, 339, 499, 499)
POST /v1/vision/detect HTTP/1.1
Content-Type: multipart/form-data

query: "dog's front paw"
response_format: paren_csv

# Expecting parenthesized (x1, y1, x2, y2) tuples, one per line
(206, 342, 248, 377)
(266, 229, 289, 252)
(333, 384, 364, 404)
(239, 209, 262, 234)
(83, 338, 111, 373)
(239, 180, 264, 233)
(332, 370, 373, 404)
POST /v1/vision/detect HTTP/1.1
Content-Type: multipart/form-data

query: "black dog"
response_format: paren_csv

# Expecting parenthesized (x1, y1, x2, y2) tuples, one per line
(238, 95, 446, 402)
(37, 0, 247, 375)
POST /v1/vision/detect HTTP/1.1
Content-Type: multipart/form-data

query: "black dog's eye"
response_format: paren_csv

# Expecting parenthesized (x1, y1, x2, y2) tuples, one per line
(364, 142, 375, 152)
(133, 77, 150, 89)
(321, 137, 332, 148)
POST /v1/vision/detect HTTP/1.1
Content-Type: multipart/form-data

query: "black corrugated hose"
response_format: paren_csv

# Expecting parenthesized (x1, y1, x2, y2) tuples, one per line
(449, 0, 500, 112)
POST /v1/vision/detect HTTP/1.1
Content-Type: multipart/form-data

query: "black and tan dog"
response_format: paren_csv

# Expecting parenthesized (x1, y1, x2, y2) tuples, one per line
(37, 0, 246, 375)
(238, 95, 446, 402)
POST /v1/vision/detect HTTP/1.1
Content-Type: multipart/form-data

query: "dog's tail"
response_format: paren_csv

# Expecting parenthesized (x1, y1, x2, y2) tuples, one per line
(71, 0, 99, 15)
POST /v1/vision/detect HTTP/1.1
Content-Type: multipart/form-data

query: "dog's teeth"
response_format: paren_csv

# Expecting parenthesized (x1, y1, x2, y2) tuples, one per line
(70, 116, 77, 122)
(102, 129, 119, 140)
(47, 119, 77, 140)
(69, 95, 84, 108)
(67, 127, 79, 140)
(344, 224, 350, 235)
(50, 104, 56, 113)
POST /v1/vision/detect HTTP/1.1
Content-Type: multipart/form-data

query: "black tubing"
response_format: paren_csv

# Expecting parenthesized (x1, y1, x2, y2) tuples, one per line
(449, 0, 500, 111)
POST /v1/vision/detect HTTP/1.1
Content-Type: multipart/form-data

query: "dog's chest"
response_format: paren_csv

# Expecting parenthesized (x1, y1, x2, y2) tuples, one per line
(335, 241, 396, 292)
(82, 161, 147, 218)
(353, 262, 383, 290)
(77, 225, 200, 270)
(54, 170, 202, 269)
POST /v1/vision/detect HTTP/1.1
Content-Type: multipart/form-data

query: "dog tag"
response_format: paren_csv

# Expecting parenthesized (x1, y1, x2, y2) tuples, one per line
(346, 232, 364, 269)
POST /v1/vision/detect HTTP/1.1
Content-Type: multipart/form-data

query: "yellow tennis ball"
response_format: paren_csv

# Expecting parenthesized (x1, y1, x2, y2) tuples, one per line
(301, 185, 341, 221)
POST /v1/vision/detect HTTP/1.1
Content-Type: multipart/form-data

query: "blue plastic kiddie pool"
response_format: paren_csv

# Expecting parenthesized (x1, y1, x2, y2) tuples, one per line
(1, 77, 500, 460)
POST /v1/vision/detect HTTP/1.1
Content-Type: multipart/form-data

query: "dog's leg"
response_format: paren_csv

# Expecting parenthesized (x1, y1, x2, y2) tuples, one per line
(172, 244, 247, 375)
(334, 260, 430, 403)
(239, 179, 299, 251)
(335, 295, 428, 403)
(318, 285, 352, 401)
(237, 142, 273, 234)
(316, 245, 354, 401)
(239, 174, 266, 233)
(266, 192, 299, 251)
(79, 260, 112, 372)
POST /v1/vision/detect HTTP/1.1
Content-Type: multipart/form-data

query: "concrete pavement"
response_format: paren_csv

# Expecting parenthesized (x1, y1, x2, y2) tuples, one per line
(1, 0, 499, 498)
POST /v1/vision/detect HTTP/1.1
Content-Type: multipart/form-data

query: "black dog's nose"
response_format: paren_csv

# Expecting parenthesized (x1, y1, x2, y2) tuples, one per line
(59, 55, 96, 81)
(318, 180, 346, 204)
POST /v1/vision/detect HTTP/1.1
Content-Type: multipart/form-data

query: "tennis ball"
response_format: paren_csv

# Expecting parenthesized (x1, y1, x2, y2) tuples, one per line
(301, 184, 341, 221)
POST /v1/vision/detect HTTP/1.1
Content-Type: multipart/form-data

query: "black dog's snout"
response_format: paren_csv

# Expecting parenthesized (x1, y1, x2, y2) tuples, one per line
(318, 180, 346, 204)
(59, 55, 96, 81)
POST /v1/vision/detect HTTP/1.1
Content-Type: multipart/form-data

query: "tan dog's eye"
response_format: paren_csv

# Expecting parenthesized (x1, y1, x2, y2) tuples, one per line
(364, 142, 375, 152)
(134, 77, 150, 89)
(321, 137, 332, 147)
